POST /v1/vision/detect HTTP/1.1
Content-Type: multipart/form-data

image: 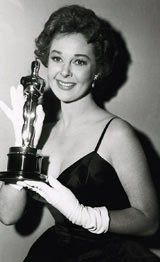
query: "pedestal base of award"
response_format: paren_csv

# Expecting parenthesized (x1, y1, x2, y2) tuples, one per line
(0, 146, 46, 183)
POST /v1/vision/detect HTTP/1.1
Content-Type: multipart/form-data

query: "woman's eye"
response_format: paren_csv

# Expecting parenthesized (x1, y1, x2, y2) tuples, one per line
(51, 56, 62, 62)
(74, 59, 87, 66)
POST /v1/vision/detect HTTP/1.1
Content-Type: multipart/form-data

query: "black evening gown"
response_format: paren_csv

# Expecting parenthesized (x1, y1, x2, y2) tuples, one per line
(24, 118, 160, 261)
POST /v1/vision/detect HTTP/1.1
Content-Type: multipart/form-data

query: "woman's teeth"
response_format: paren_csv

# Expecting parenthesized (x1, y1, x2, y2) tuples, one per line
(57, 80, 75, 89)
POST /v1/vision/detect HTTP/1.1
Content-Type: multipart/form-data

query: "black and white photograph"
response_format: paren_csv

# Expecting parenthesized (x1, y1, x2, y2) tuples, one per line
(0, 0, 160, 261)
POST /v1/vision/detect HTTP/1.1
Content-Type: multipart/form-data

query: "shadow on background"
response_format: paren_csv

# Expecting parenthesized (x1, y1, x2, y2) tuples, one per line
(134, 130, 160, 248)
(15, 195, 44, 236)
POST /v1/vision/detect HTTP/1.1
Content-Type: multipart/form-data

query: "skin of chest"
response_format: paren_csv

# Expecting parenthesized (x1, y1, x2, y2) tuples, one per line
(41, 116, 112, 178)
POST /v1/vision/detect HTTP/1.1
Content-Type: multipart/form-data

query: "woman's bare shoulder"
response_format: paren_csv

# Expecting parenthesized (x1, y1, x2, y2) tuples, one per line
(104, 116, 146, 167)
(101, 116, 141, 158)
(104, 116, 136, 141)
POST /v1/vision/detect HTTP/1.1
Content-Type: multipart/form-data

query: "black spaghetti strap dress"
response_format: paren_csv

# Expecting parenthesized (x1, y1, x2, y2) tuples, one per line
(24, 118, 160, 261)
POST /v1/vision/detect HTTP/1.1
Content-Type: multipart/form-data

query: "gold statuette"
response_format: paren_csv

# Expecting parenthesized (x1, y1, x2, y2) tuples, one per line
(0, 60, 46, 182)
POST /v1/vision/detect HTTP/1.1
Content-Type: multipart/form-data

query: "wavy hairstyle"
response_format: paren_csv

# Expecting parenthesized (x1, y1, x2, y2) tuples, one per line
(35, 5, 118, 78)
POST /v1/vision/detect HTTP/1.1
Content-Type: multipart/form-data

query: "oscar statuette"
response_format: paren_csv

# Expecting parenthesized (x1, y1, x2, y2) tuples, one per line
(0, 59, 46, 183)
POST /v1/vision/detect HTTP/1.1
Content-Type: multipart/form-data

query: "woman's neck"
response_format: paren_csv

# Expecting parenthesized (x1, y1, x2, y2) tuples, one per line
(60, 93, 101, 128)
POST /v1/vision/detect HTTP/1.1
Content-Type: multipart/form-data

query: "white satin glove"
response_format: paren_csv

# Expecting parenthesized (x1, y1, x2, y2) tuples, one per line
(9, 184, 23, 191)
(0, 85, 44, 147)
(17, 177, 110, 234)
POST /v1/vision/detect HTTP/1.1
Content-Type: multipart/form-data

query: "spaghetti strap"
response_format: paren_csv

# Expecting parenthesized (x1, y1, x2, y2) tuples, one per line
(94, 117, 117, 152)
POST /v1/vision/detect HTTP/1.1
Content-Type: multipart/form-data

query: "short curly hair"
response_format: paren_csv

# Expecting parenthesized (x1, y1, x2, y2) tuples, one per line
(35, 5, 117, 77)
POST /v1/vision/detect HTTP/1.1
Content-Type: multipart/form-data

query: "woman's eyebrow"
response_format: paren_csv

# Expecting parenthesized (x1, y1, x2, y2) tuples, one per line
(50, 50, 90, 60)
(74, 54, 90, 60)
(50, 49, 62, 55)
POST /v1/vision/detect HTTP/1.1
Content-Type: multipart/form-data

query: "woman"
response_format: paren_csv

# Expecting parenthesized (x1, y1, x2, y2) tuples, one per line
(0, 4, 159, 261)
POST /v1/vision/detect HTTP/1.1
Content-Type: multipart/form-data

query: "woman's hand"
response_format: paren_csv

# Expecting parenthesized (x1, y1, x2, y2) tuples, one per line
(17, 177, 79, 213)
(17, 177, 110, 234)
(0, 85, 44, 147)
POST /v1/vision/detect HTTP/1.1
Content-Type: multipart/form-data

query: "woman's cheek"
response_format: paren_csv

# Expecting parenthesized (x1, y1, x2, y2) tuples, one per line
(48, 65, 58, 78)
(77, 68, 94, 85)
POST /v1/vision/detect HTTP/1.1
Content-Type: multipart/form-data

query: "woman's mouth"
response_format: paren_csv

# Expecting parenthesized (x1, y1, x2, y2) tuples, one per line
(56, 80, 76, 90)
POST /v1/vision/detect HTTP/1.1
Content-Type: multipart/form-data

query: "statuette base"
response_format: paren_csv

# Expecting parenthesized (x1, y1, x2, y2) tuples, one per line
(0, 146, 46, 183)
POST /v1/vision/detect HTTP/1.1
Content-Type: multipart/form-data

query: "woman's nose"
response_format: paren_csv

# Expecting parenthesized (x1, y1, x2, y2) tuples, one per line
(60, 63, 72, 77)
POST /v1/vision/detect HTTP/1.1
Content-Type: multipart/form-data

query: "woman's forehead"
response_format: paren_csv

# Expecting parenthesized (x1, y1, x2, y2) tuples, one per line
(50, 33, 95, 56)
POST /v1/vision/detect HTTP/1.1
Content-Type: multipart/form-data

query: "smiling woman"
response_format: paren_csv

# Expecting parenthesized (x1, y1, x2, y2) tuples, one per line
(0, 4, 160, 262)
(47, 33, 97, 102)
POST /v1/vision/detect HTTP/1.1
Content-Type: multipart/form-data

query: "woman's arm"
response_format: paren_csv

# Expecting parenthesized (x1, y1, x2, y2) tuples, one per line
(105, 119, 159, 236)
(0, 182, 27, 225)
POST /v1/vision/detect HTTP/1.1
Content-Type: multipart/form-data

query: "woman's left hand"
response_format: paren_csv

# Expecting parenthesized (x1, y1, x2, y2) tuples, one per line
(17, 177, 79, 216)
(17, 177, 110, 234)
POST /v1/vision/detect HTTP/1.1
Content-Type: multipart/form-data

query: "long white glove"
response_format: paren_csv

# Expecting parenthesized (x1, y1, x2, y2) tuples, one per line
(17, 177, 110, 234)
(0, 85, 44, 147)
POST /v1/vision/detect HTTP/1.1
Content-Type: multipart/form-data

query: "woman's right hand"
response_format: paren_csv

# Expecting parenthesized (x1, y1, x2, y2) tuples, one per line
(0, 85, 45, 147)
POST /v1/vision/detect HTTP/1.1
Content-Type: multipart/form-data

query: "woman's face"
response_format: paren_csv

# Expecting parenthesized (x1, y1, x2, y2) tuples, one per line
(47, 33, 97, 103)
